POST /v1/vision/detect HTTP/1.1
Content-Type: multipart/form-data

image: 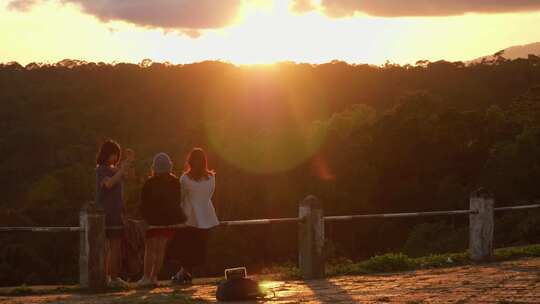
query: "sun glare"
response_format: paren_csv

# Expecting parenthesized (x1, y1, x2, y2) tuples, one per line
(219, 0, 417, 65)
(2, 0, 540, 66)
(223, 0, 295, 64)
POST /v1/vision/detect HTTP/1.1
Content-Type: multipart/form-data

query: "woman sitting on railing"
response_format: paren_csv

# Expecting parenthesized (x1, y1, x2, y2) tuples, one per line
(170, 147, 219, 284)
(138, 153, 186, 287)
(95, 140, 133, 287)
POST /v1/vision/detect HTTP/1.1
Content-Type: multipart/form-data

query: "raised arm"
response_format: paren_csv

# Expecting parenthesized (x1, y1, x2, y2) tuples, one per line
(102, 160, 130, 189)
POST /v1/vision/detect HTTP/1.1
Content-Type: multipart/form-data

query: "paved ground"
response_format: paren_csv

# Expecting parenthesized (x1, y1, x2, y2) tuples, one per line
(1, 258, 539, 303)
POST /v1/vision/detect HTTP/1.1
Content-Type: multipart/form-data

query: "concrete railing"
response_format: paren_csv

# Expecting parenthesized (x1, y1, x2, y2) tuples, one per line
(1, 189, 540, 292)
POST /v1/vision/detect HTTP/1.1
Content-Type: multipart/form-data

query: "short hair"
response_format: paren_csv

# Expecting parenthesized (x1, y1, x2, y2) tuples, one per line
(96, 140, 121, 166)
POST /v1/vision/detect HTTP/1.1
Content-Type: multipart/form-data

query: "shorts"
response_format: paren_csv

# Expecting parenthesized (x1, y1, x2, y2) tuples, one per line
(106, 228, 124, 239)
(146, 227, 176, 239)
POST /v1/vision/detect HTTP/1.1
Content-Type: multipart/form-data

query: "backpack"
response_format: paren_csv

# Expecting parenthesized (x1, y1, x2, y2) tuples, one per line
(216, 278, 266, 301)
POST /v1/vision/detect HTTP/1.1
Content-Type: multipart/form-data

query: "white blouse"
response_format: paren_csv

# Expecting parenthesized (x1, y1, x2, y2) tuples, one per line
(180, 173, 219, 229)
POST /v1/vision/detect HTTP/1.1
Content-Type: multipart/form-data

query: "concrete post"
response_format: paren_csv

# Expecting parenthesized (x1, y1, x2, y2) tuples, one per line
(299, 195, 325, 279)
(79, 202, 106, 291)
(469, 188, 494, 262)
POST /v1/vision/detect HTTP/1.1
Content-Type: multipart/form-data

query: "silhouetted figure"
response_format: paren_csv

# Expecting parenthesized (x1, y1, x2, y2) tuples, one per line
(138, 153, 186, 287)
(170, 147, 219, 284)
(95, 140, 132, 287)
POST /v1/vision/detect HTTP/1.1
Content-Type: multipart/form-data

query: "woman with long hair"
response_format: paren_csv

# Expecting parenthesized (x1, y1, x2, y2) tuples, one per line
(170, 147, 219, 284)
(95, 140, 132, 287)
(138, 153, 186, 286)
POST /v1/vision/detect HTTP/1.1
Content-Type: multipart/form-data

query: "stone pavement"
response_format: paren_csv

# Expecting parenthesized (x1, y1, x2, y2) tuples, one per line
(1, 258, 539, 303)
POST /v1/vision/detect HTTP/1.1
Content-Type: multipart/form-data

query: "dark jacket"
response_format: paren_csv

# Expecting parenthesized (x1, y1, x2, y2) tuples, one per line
(140, 173, 186, 226)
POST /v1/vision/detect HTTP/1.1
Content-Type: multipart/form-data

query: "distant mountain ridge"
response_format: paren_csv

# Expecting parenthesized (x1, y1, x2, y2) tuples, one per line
(472, 41, 540, 63)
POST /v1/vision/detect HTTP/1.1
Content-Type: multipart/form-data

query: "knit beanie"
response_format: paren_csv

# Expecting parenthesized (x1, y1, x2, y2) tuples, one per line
(152, 152, 172, 174)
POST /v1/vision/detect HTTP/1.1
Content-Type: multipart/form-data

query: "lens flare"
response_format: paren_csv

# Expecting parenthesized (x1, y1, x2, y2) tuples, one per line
(312, 154, 335, 181)
(203, 64, 329, 173)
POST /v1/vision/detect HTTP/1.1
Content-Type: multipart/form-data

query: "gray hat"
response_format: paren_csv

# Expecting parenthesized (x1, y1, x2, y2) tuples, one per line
(152, 152, 172, 174)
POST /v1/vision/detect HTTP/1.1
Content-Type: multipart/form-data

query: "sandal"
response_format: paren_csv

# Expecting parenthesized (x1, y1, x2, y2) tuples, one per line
(171, 269, 192, 285)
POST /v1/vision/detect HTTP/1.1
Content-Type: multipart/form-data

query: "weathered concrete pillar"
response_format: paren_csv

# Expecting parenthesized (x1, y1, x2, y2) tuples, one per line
(469, 188, 494, 262)
(79, 202, 106, 291)
(299, 195, 325, 279)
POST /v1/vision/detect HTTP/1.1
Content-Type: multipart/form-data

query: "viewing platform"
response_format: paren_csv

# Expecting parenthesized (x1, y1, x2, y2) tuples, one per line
(1, 257, 539, 303)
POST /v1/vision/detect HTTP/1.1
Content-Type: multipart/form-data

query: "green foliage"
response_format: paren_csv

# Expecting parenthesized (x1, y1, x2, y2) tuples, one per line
(10, 284, 33, 296)
(260, 262, 302, 279)
(494, 245, 540, 260)
(25, 174, 63, 207)
(325, 244, 540, 277)
(415, 252, 469, 268)
(360, 253, 416, 272)
(403, 222, 468, 257)
(1, 58, 540, 285)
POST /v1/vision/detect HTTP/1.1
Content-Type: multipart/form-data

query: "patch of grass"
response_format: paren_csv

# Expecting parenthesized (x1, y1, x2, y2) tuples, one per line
(0, 285, 81, 297)
(9, 284, 33, 296)
(326, 253, 416, 276)
(361, 253, 417, 272)
(52, 285, 80, 293)
(326, 258, 364, 276)
(494, 245, 540, 261)
(106, 284, 132, 292)
(260, 262, 302, 280)
(416, 252, 469, 268)
(323, 244, 540, 277)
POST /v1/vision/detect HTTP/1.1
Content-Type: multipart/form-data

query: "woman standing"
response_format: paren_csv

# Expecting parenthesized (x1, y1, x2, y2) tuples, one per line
(138, 153, 186, 286)
(95, 140, 132, 286)
(171, 147, 219, 284)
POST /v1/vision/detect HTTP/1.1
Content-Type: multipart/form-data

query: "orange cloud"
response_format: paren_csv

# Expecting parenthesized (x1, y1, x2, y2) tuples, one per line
(292, 0, 540, 17)
(8, 0, 243, 31)
(290, 0, 317, 14)
(7, 0, 39, 11)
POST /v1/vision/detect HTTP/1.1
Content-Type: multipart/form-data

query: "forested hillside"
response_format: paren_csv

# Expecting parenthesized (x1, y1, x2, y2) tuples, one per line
(1, 56, 540, 286)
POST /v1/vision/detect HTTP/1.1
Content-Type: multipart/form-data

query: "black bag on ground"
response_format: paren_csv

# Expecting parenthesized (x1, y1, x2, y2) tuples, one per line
(216, 278, 266, 301)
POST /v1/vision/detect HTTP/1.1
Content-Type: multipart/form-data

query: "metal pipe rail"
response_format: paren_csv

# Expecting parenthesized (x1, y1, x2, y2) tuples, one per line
(1, 203, 538, 233)
(494, 204, 540, 211)
(1, 193, 538, 289)
(0, 217, 303, 232)
(106, 217, 303, 230)
(220, 217, 301, 226)
(0, 226, 81, 232)
(324, 209, 477, 222)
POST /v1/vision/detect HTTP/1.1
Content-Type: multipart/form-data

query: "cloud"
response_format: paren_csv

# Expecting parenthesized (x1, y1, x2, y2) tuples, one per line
(291, 0, 540, 17)
(290, 0, 317, 14)
(7, 0, 40, 11)
(8, 0, 243, 30)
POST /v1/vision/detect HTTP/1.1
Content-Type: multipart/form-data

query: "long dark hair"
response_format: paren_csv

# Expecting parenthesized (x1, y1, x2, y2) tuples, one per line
(96, 140, 121, 166)
(184, 147, 215, 181)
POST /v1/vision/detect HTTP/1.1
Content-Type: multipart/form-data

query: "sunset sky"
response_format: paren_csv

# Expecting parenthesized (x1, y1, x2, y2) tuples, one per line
(2, 0, 540, 65)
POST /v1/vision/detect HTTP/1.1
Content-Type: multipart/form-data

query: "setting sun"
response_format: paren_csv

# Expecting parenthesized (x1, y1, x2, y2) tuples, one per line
(2, 0, 540, 65)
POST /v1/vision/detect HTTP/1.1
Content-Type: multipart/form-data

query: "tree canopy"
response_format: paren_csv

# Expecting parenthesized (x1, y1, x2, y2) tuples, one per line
(1, 57, 539, 285)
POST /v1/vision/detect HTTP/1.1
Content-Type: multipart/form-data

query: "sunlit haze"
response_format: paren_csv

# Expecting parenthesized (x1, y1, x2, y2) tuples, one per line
(1, 0, 540, 65)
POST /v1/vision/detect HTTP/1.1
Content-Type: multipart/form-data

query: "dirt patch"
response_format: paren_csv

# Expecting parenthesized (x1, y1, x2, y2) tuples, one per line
(1, 258, 539, 303)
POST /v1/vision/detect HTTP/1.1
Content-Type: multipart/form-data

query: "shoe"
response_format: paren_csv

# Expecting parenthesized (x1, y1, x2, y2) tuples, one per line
(183, 272, 193, 285)
(108, 277, 130, 289)
(137, 277, 154, 288)
(171, 274, 184, 285)
(171, 270, 192, 285)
